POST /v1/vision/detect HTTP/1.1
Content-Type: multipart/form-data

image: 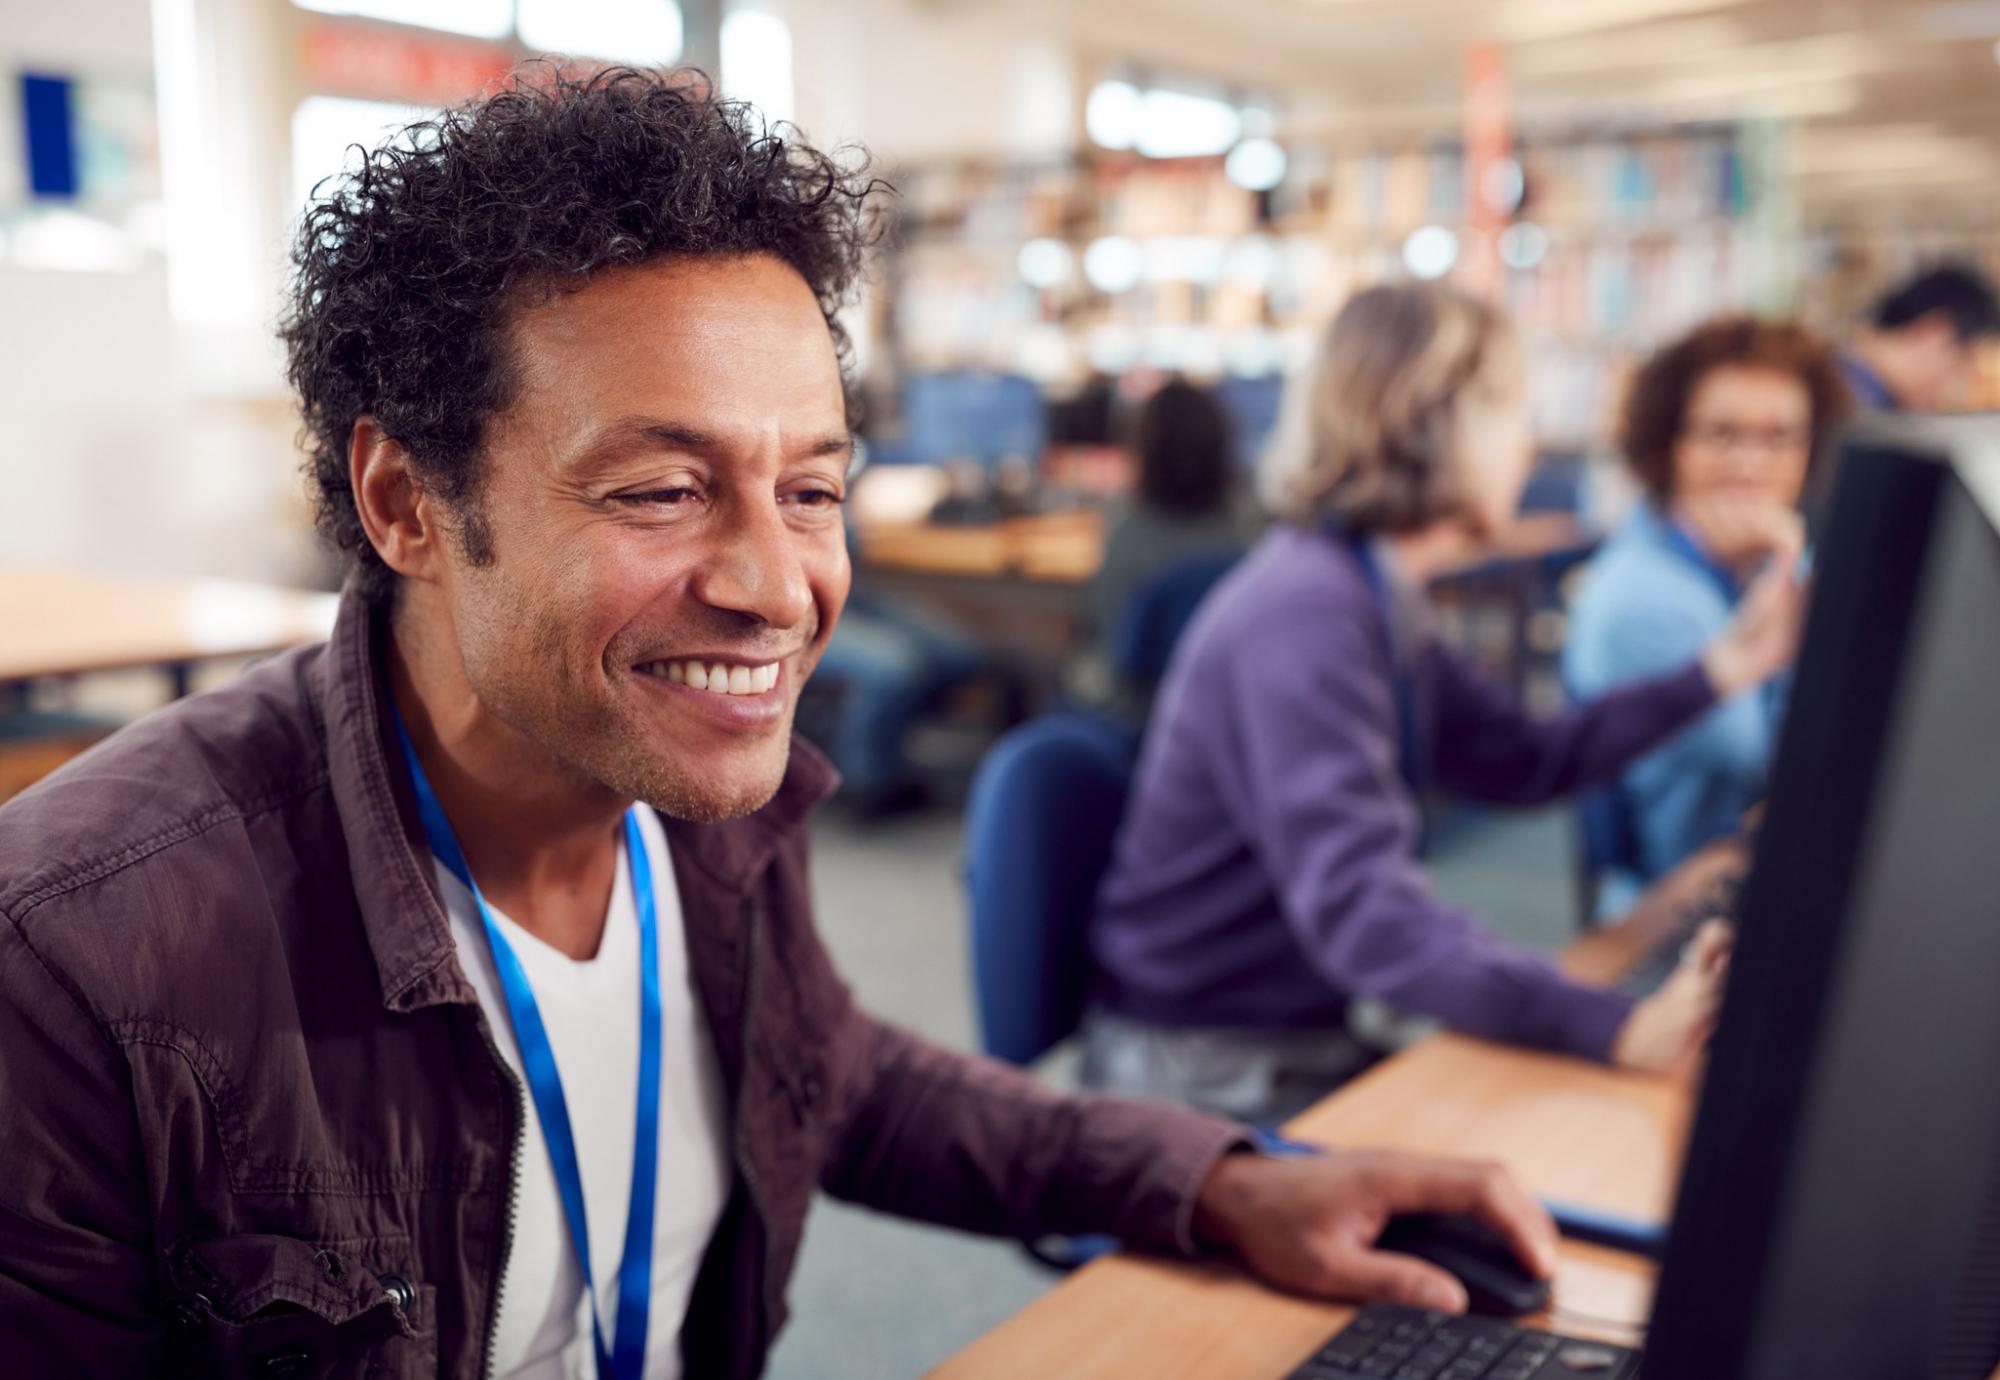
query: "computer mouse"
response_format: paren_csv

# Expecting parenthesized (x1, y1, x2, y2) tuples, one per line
(1375, 1212, 1554, 1318)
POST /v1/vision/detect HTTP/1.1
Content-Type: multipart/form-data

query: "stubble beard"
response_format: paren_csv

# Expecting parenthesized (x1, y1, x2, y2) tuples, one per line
(463, 581, 798, 824)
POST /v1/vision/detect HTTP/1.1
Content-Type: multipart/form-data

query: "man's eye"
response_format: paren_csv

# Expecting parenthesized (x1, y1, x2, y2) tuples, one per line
(622, 488, 698, 506)
(791, 489, 844, 507)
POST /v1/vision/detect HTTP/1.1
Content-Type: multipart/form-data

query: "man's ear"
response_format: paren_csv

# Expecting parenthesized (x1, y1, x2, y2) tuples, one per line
(350, 417, 444, 583)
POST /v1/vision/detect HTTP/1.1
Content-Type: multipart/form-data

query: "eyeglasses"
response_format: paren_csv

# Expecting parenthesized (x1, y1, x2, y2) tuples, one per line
(1683, 420, 1811, 454)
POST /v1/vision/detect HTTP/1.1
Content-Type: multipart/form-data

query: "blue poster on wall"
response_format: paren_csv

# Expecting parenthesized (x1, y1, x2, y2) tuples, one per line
(4, 67, 159, 269)
(21, 72, 80, 199)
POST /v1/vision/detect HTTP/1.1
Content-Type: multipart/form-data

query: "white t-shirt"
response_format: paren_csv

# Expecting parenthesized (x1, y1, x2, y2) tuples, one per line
(437, 808, 729, 1380)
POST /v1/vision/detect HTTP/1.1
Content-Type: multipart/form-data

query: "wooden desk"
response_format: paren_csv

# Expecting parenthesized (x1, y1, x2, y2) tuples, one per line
(0, 568, 339, 693)
(928, 843, 1744, 1380)
(858, 510, 1105, 584)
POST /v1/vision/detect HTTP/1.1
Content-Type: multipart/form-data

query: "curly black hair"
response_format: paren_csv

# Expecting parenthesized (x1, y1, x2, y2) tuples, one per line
(283, 65, 885, 602)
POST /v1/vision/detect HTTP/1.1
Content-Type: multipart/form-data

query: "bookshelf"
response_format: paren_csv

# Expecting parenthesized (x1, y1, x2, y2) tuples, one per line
(872, 121, 1792, 458)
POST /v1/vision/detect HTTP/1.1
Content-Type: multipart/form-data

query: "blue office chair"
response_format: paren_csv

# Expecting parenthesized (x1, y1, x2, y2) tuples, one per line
(964, 715, 1326, 1267)
(1574, 782, 1641, 927)
(963, 713, 1140, 1066)
(963, 713, 1141, 1269)
(1110, 549, 1243, 697)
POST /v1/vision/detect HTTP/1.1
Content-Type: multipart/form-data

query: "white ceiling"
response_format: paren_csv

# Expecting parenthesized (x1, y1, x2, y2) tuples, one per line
(921, 0, 2000, 211)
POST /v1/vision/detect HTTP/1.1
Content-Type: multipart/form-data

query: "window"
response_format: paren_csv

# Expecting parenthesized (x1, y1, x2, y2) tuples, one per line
(720, 7, 793, 128)
(291, 95, 427, 214)
(291, 0, 513, 40)
(517, 0, 684, 65)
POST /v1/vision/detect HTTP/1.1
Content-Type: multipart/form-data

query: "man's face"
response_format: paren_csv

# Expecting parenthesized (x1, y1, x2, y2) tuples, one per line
(1899, 312, 1980, 411)
(435, 253, 852, 822)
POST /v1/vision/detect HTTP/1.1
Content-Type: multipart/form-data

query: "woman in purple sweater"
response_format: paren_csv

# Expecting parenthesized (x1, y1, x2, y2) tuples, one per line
(1085, 283, 1796, 1124)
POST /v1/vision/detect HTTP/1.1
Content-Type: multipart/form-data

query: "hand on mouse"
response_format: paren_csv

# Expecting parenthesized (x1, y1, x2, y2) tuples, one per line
(1612, 919, 1734, 1077)
(1191, 1148, 1559, 1314)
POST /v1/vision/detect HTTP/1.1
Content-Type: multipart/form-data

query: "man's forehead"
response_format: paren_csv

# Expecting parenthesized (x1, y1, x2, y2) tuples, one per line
(503, 256, 847, 427)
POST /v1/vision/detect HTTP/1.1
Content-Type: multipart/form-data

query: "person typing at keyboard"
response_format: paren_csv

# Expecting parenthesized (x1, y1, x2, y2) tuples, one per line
(0, 68, 1571, 1378)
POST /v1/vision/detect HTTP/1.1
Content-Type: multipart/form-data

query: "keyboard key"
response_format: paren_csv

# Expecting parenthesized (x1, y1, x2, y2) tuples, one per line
(1287, 1304, 1639, 1380)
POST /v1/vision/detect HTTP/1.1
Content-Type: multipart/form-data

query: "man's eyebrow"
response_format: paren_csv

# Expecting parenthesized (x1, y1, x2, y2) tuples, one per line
(579, 418, 722, 462)
(570, 419, 855, 471)
(808, 433, 857, 464)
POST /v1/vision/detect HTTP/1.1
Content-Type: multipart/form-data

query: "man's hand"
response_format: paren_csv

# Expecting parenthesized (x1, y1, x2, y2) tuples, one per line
(1191, 1149, 1559, 1313)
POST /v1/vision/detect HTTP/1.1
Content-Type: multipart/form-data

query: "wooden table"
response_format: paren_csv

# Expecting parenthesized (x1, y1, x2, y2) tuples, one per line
(858, 510, 1106, 584)
(928, 843, 1746, 1380)
(0, 568, 340, 696)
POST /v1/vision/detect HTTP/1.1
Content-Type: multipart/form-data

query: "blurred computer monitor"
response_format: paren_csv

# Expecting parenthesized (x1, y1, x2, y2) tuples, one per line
(1215, 373, 1285, 472)
(889, 370, 1047, 468)
(1645, 414, 2000, 1377)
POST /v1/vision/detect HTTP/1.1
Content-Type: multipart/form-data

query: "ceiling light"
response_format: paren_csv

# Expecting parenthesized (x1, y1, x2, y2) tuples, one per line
(1402, 225, 1459, 280)
(1226, 137, 1288, 191)
(1083, 236, 1144, 293)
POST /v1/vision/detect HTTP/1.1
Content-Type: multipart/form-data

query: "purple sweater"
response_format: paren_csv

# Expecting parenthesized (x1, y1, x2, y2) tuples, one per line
(1090, 526, 1718, 1061)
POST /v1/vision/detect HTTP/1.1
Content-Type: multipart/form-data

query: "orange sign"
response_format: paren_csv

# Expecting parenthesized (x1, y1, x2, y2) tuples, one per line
(301, 18, 518, 106)
(1462, 42, 1511, 297)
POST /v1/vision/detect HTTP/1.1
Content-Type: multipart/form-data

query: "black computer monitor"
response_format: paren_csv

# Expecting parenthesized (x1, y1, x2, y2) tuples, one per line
(1646, 415, 2000, 1377)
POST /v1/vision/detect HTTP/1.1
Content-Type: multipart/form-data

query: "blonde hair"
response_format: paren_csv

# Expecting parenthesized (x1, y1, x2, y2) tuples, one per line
(1259, 281, 1524, 532)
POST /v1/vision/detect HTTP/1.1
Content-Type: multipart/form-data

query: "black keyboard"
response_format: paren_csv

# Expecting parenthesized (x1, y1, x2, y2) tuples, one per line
(1284, 1303, 1642, 1379)
(1616, 858, 1748, 998)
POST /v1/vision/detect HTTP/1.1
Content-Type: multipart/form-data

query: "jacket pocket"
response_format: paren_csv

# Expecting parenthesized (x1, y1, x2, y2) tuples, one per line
(163, 1233, 438, 1379)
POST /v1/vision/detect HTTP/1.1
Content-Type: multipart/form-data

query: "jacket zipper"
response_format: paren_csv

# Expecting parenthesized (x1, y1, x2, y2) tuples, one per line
(475, 1016, 526, 1380)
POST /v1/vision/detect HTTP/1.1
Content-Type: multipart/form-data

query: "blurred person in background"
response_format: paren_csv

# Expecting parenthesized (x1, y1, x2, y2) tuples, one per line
(1085, 282, 1790, 1126)
(1566, 318, 1849, 891)
(1084, 379, 1258, 699)
(1839, 263, 2000, 413)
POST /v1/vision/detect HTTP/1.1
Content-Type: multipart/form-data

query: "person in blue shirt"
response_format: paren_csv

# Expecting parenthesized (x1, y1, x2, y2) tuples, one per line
(1566, 317, 1851, 889)
(1839, 263, 1999, 413)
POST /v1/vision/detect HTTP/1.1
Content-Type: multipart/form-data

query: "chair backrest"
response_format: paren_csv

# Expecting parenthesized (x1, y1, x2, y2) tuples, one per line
(1111, 549, 1242, 694)
(1576, 786, 1640, 874)
(962, 714, 1141, 1066)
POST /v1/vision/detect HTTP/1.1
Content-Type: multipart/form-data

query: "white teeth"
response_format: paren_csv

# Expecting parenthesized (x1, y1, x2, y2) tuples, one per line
(651, 659, 780, 696)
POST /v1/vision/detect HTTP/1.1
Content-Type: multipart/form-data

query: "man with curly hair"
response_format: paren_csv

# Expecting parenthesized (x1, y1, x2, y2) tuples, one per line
(0, 69, 1558, 1378)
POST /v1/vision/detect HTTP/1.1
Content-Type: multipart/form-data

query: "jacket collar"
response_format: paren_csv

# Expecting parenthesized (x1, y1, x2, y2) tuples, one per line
(317, 581, 841, 1013)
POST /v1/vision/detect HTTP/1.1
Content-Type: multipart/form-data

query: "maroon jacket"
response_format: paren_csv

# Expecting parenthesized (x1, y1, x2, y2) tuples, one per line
(0, 588, 1245, 1378)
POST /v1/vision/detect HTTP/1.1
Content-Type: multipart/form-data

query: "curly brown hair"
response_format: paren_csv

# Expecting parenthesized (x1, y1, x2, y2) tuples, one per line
(1620, 316, 1851, 504)
(282, 64, 886, 602)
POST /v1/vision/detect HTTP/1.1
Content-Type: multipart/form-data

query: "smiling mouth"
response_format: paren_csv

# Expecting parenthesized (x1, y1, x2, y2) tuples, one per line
(635, 658, 780, 697)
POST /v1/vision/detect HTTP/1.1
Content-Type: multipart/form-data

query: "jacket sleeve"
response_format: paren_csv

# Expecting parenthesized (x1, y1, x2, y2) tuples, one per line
(0, 909, 163, 1375)
(1426, 639, 1717, 807)
(818, 1014, 1248, 1255)
(800, 897, 1248, 1254)
(1229, 607, 1635, 1060)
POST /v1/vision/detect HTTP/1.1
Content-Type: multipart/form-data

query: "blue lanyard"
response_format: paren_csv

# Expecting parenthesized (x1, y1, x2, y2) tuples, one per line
(1344, 534, 1424, 799)
(394, 716, 662, 1380)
